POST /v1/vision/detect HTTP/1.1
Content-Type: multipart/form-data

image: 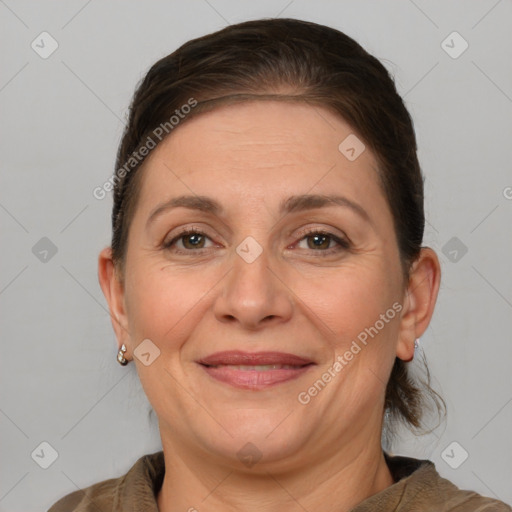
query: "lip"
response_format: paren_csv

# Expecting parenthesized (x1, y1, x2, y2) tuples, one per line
(197, 351, 316, 390)
(198, 350, 314, 367)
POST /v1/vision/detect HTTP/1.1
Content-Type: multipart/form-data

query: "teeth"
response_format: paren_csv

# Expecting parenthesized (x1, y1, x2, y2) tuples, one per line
(209, 364, 299, 371)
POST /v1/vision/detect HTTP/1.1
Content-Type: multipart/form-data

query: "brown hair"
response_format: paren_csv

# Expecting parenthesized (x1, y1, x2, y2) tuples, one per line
(111, 18, 444, 434)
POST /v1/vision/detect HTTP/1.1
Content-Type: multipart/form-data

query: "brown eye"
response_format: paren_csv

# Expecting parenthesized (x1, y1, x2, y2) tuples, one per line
(306, 233, 332, 250)
(296, 230, 350, 254)
(181, 233, 206, 249)
(163, 230, 214, 251)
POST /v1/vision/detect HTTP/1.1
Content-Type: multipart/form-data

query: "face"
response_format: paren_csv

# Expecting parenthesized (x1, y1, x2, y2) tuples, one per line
(102, 101, 425, 471)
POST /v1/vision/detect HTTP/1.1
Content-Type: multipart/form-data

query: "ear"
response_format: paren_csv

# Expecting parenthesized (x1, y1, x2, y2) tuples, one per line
(396, 247, 441, 361)
(98, 247, 131, 357)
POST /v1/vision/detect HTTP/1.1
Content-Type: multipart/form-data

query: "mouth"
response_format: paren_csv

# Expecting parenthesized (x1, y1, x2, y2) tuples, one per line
(197, 351, 316, 390)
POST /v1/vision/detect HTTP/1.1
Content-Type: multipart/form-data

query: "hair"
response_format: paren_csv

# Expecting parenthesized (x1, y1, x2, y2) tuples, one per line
(110, 18, 445, 435)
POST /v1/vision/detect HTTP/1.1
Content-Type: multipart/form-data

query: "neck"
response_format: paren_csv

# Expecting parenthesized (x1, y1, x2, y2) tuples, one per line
(156, 436, 395, 512)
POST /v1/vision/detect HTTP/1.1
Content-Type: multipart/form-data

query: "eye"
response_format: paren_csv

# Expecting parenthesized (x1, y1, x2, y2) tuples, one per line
(295, 229, 350, 253)
(162, 227, 349, 255)
(163, 229, 215, 252)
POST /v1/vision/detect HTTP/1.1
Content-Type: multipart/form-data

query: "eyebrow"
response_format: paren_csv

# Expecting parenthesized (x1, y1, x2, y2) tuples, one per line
(146, 195, 223, 228)
(146, 193, 371, 228)
(282, 194, 371, 223)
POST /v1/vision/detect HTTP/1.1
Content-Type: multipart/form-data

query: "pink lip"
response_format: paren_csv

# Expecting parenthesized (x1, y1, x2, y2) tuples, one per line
(197, 351, 315, 390)
(198, 350, 314, 366)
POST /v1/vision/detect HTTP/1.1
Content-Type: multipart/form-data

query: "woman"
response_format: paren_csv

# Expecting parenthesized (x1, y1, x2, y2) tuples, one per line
(48, 18, 511, 512)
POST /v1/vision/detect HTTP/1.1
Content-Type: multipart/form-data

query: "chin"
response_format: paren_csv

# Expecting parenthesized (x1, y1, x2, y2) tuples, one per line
(193, 409, 313, 469)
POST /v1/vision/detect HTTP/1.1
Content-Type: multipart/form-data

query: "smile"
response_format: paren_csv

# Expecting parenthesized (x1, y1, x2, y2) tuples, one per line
(197, 351, 316, 389)
(204, 364, 301, 370)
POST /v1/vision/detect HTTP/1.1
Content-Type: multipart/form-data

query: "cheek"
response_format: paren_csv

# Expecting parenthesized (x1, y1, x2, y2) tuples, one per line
(123, 265, 216, 415)
(124, 262, 218, 348)
(293, 260, 402, 408)
(291, 261, 401, 345)
(297, 267, 401, 411)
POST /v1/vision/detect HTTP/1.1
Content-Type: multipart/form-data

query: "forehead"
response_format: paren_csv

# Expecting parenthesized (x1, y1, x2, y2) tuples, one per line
(134, 100, 386, 217)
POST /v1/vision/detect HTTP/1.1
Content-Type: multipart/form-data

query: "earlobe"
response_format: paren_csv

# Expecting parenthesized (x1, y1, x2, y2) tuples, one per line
(98, 247, 131, 353)
(396, 248, 441, 361)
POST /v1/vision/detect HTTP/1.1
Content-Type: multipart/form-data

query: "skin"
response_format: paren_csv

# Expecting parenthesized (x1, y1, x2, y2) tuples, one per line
(98, 100, 440, 512)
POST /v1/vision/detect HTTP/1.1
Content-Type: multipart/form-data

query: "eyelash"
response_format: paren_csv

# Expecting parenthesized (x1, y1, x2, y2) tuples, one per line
(296, 227, 350, 254)
(162, 227, 350, 256)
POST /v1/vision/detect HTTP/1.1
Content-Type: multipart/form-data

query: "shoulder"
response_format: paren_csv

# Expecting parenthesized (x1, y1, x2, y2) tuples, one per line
(380, 453, 512, 512)
(47, 451, 165, 512)
(47, 475, 122, 512)
(422, 469, 511, 511)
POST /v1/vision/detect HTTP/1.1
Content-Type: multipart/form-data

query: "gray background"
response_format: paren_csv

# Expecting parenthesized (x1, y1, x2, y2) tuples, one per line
(1, 1, 511, 510)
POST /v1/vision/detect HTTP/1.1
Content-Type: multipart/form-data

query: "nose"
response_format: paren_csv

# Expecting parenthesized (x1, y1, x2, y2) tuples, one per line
(213, 243, 294, 330)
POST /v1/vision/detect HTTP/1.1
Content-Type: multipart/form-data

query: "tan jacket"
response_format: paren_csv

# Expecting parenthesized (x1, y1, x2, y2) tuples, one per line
(48, 451, 511, 511)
